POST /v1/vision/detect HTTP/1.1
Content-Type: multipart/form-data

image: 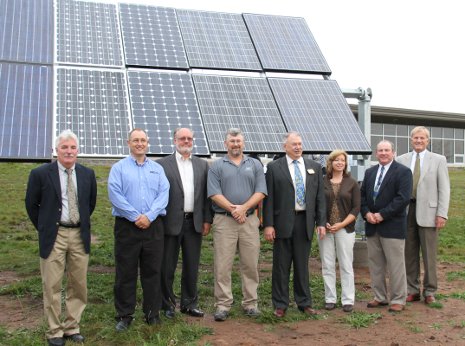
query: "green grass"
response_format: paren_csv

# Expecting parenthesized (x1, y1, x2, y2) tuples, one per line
(1, 163, 464, 345)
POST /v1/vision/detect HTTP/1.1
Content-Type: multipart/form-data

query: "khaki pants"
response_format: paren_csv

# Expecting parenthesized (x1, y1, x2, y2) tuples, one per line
(213, 214, 260, 311)
(40, 227, 88, 338)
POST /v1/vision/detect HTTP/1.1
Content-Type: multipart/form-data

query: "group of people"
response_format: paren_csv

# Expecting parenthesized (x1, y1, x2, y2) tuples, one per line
(25, 126, 449, 346)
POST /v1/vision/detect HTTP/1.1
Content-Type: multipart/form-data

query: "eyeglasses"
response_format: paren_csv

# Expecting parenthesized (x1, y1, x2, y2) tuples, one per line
(177, 137, 194, 142)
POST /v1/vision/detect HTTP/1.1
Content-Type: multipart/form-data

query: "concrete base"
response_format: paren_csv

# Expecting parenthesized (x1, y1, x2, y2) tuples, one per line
(353, 239, 368, 268)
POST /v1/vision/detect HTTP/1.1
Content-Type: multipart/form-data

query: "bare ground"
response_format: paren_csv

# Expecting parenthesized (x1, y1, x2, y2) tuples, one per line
(1, 261, 465, 345)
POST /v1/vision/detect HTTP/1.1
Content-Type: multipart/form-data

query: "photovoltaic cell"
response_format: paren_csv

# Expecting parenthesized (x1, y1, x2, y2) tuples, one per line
(177, 10, 262, 71)
(0, 0, 53, 64)
(56, 0, 124, 67)
(268, 78, 371, 153)
(192, 74, 286, 153)
(0, 62, 52, 159)
(127, 69, 209, 155)
(119, 4, 188, 69)
(56, 68, 131, 156)
(243, 14, 331, 74)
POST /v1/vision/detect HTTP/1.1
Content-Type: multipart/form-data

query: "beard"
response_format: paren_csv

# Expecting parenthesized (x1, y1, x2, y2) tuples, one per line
(176, 144, 193, 156)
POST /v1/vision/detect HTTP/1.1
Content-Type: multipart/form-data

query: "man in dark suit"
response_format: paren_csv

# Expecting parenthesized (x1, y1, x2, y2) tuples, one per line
(263, 132, 326, 318)
(25, 130, 97, 346)
(158, 127, 212, 319)
(360, 140, 412, 313)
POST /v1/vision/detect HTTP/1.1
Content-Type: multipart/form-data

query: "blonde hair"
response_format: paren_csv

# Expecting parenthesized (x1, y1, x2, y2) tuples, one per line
(326, 149, 349, 178)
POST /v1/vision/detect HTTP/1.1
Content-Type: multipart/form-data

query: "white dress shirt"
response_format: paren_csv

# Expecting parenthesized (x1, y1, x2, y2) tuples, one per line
(57, 161, 77, 223)
(176, 151, 194, 213)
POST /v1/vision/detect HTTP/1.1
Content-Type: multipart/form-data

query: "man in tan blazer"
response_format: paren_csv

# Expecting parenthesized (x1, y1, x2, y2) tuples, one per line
(397, 126, 450, 305)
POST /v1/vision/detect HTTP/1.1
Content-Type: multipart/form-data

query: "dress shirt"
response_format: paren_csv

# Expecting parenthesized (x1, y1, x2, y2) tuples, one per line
(57, 161, 77, 223)
(175, 151, 194, 213)
(108, 155, 170, 222)
(286, 155, 306, 211)
(409, 150, 426, 172)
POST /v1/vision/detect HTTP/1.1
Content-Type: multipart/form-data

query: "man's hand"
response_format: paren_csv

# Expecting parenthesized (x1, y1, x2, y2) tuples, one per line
(202, 222, 211, 236)
(231, 204, 247, 224)
(264, 226, 275, 243)
(135, 214, 151, 229)
(316, 226, 326, 240)
(436, 216, 447, 229)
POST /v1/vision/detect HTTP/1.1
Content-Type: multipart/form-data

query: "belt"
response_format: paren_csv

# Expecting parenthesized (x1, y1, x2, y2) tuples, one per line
(410, 198, 416, 203)
(183, 212, 194, 219)
(59, 222, 80, 228)
(216, 210, 254, 217)
(294, 210, 306, 215)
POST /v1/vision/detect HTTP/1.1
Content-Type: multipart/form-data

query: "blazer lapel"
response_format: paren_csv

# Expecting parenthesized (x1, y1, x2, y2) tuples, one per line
(48, 161, 62, 200)
(419, 151, 431, 183)
(168, 154, 184, 192)
(277, 157, 294, 188)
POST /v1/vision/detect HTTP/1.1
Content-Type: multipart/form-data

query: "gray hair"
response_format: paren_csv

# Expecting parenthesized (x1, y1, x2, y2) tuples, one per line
(376, 139, 395, 152)
(55, 129, 79, 148)
(173, 127, 194, 139)
(225, 128, 243, 140)
(283, 131, 302, 144)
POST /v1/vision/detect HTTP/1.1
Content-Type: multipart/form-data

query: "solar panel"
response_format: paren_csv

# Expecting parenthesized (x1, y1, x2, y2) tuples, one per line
(55, 67, 131, 156)
(56, 0, 124, 67)
(127, 69, 209, 155)
(0, 0, 53, 64)
(243, 14, 331, 74)
(119, 4, 188, 69)
(192, 74, 287, 153)
(177, 10, 262, 71)
(268, 78, 371, 153)
(0, 62, 52, 159)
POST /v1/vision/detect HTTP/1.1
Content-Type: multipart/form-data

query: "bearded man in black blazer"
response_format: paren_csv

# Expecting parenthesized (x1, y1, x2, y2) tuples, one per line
(360, 140, 412, 313)
(263, 132, 326, 318)
(25, 130, 97, 346)
(158, 128, 212, 319)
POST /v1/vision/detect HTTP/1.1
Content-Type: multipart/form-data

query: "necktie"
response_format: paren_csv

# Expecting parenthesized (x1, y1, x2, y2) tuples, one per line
(373, 165, 385, 201)
(412, 153, 420, 198)
(66, 168, 80, 224)
(293, 160, 305, 206)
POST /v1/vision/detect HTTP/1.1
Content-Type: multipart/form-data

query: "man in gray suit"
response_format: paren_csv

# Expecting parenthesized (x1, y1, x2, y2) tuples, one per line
(158, 128, 212, 318)
(397, 126, 450, 304)
(263, 132, 326, 318)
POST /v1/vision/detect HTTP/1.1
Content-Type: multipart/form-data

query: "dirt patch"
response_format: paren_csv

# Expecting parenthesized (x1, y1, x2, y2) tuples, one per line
(198, 260, 465, 346)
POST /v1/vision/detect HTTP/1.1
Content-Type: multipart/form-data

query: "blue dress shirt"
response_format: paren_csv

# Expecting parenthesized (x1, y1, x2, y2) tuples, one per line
(108, 156, 170, 222)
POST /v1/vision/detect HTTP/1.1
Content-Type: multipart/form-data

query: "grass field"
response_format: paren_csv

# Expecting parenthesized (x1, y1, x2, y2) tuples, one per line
(0, 163, 463, 345)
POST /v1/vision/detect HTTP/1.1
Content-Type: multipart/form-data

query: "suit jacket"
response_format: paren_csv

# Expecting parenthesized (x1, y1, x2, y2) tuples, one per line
(360, 160, 412, 239)
(263, 156, 326, 240)
(396, 151, 450, 227)
(158, 154, 212, 235)
(25, 161, 97, 259)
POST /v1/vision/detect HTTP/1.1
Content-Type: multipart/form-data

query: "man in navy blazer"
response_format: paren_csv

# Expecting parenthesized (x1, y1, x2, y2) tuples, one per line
(360, 140, 412, 313)
(25, 130, 97, 346)
(263, 132, 326, 318)
(158, 128, 212, 319)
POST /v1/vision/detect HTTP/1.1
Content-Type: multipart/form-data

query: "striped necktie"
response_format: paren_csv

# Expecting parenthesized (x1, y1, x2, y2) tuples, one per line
(293, 160, 305, 206)
(373, 165, 385, 201)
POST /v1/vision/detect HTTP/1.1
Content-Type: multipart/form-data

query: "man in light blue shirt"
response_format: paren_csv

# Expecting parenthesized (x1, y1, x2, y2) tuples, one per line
(108, 128, 169, 331)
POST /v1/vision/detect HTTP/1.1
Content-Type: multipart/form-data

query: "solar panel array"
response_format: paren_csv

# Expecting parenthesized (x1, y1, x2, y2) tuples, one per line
(193, 74, 287, 152)
(127, 70, 209, 155)
(243, 14, 331, 74)
(56, 0, 124, 67)
(0, 0, 372, 160)
(119, 4, 188, 69)
(56, 68, 131, 156)
(177, 10, 262, 71)
(0, 62, 53, 159)
(0, 0, 53, 64)
(269, 78, 371, 152)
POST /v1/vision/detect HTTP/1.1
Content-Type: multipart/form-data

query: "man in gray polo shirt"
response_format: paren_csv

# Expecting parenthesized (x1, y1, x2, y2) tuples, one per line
(207, 128, 267, 322)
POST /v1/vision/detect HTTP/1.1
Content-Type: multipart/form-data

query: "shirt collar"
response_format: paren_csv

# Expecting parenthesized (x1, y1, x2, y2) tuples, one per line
(286, 155, 304, 166)
(57, 161, 75, 172)
(176, 150, 191, 162)
(129, 155, 148, 166)
(412, 149, 427, 160)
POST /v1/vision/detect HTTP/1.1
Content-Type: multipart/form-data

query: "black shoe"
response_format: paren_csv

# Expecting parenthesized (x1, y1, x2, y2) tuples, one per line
(64, 333, 85, 343)
(47, 338, 65, 346)
(181, 307, 204, 317)
(342, 304, 353, 313)
(325, 303, 336, 310)
(164, 308, 175, 319)
(115, 317, 133, 332)
(146, 316, 162, 326)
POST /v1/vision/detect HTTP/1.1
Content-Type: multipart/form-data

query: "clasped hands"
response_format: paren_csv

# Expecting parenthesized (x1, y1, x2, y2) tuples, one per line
(135, 214, 151, 229)
(230, 204, 248, 224)
(365, 212, 384, 224)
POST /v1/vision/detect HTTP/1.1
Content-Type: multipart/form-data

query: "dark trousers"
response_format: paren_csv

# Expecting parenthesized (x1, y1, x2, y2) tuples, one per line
(272, 213, 312, 309)
(114, 217, 164, 319)
(161, 218, 202, 310)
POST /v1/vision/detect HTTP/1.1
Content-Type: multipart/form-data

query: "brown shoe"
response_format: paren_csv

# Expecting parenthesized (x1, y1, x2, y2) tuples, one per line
(406, 293, 421, 302)
(273, 308, 286, 318)
(425, 295, 436, 304)
(367, 300, 389, 308)
(299, 306, 319, 316)
(388, 304, 405, 312)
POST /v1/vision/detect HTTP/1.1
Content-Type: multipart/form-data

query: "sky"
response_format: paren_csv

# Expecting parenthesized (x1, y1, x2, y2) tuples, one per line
(109, 0, 465, 114)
